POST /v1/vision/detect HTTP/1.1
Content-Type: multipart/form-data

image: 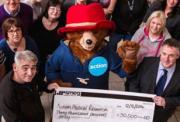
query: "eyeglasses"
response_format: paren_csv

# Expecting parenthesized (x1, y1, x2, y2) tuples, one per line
(49, 7, 61, 12)
(8, 28, 21, 35)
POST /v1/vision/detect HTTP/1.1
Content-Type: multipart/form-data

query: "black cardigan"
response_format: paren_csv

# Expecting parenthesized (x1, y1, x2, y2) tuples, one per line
(112, 0, 148, 35)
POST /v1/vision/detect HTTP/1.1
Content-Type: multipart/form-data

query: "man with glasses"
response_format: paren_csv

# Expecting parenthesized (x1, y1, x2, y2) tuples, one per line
(0, 0, 33, 40)
(0, 17, 39, 74)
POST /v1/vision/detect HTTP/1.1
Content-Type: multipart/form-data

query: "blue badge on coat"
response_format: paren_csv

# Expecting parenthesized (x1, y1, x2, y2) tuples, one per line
(89, 57, 108, 76)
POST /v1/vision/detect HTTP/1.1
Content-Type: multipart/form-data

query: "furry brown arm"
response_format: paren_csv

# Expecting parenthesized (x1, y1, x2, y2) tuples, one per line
(117, 41, 140, 73)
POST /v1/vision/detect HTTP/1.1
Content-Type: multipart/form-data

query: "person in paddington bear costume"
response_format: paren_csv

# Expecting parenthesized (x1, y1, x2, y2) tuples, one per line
(45, 3, 139, 89)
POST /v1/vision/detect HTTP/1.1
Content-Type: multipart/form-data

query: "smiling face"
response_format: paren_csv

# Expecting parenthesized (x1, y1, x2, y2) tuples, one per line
(4, 0, 20, 14)
(160, 45, 180, 68)
(149, 17, 163, 35)
(13, 59, 37, 83)
(7, 25, 23, 44)
(48, 5, 61, 20)
(166, 0, 179, 8)
(146, 11, 166, 36)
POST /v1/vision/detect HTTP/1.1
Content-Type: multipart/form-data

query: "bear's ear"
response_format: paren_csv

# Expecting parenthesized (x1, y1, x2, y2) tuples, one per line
(66, 32, 83, 41)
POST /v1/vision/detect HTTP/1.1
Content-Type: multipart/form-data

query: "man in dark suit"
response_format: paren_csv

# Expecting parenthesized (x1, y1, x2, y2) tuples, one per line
(127, 38, 180, 122)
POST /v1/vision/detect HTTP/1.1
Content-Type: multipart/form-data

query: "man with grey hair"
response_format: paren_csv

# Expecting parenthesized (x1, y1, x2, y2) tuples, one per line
(0, 50, 59, 122)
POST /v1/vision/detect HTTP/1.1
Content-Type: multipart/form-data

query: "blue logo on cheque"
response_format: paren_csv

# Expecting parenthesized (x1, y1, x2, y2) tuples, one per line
(89, 57, 108, 76)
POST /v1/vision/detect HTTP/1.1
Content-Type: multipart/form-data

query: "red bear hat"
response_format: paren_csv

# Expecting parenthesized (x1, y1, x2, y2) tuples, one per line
(58, 3, 115, 34)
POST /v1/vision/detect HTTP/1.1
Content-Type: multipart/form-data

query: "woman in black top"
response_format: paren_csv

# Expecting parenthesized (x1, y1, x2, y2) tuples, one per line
(29, 0, 64, 79)
(109, 0, 148, 50)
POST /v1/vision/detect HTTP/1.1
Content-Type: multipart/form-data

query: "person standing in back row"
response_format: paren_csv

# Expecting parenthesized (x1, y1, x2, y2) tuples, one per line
(143, 0, 180, 40)
(0, 17, 39, 74)
(0, 0, 33, 40)
(29, 0, 64, 81)
(109, 0, 148, 50)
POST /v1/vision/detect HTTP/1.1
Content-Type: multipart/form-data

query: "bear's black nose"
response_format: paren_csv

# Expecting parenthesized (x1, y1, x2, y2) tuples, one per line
(86, 39, 92, 45)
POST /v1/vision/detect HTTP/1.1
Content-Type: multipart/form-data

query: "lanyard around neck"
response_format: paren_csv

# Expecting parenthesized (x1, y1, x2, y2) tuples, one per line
(128, 0, 135, 11)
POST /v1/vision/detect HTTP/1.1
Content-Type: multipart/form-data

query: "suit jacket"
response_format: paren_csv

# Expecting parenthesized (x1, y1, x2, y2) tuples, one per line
(127, 57, 180, 122)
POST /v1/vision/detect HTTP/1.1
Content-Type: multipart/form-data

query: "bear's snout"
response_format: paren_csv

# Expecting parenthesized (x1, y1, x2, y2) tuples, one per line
(79, 31, 97, 51)
(86, 39, 93, 45)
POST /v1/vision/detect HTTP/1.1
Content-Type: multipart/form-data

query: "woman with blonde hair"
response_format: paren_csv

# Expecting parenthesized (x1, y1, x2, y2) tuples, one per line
(143, 0, 180, 40)
(131, 10, 171, 63)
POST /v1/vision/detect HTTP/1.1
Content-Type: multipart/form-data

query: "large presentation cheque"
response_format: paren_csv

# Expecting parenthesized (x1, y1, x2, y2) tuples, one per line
(53, 88, 155, 122)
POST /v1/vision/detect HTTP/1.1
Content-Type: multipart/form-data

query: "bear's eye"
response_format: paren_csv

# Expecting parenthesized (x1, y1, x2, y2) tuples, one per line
(92, 30, 98, 34)
(77, 31, 83, 35)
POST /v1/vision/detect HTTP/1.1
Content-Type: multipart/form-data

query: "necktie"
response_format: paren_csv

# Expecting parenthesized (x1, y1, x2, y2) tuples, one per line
(155, 69, 168, 96)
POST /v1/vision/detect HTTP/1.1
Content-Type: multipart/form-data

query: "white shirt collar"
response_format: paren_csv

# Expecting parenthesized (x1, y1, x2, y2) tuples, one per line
(3, 4, 20, 16)
(159, 62, 176, 73)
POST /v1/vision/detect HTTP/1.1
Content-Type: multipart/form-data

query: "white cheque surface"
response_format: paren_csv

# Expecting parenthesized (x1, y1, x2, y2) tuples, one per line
(53, 88, 155, 122)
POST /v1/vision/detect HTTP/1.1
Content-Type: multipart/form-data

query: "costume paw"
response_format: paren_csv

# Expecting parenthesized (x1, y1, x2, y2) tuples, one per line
(117, 41, 140, 73)
(117, 41, 140, 59)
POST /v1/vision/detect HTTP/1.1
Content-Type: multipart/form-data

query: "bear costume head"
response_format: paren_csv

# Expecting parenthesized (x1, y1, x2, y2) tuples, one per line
(58, 3, 115, 64)
(45, 3, 139, 88)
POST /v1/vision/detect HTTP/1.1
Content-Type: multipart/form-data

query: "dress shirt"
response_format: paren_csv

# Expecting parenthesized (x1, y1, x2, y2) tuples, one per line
(156, 62, 176, 90)
(3, 4, 20, 16)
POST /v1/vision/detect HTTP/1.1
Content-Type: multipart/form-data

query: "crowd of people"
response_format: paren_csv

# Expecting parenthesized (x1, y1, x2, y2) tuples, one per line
(0, 0, 180, 122)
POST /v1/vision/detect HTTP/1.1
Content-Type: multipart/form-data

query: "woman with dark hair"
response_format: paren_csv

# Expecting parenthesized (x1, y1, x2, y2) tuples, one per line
(0, 17, 39, 74)
(29, 0, 64, 79)
(143, 0, 180, 40)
